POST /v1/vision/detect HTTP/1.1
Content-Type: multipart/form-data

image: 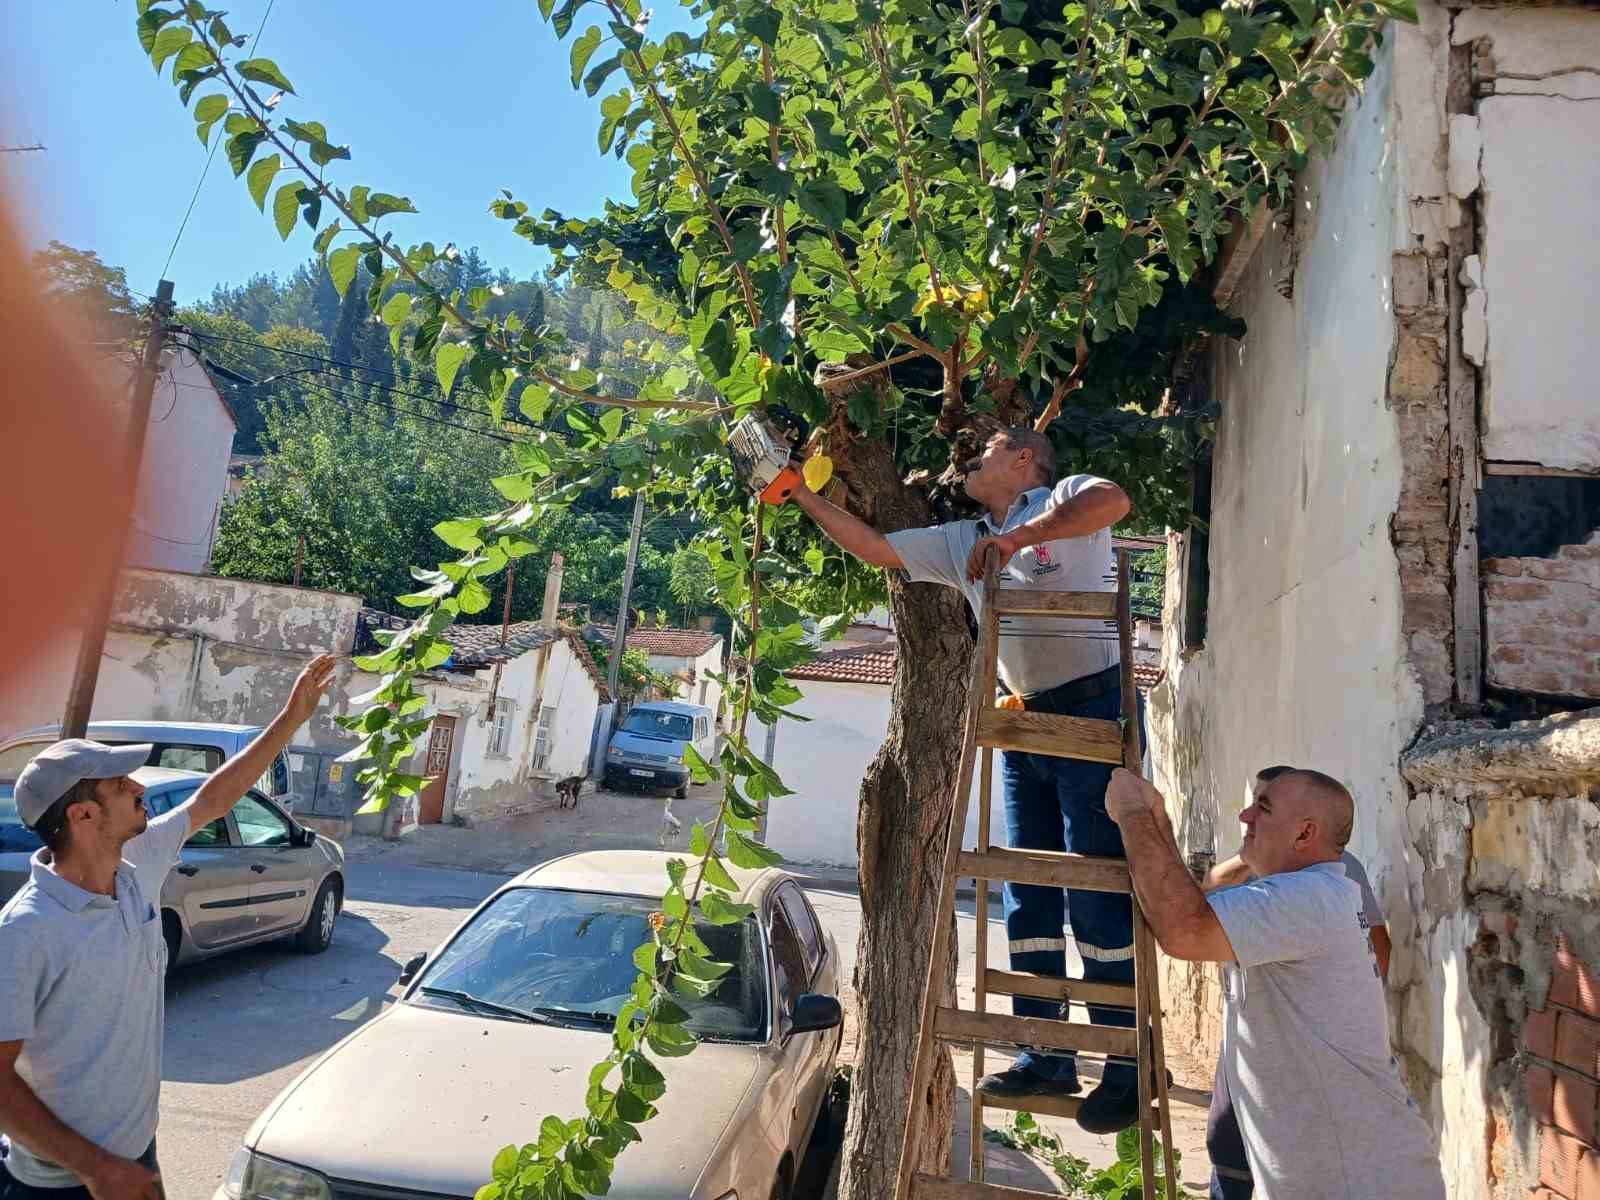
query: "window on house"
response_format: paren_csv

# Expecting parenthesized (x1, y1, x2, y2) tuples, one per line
(531, 705, 557, 771)
(487, 701, 515, 759)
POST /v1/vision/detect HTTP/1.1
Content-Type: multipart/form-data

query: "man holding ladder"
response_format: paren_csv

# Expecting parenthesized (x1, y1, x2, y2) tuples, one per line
(793, 426, 1147, 1133)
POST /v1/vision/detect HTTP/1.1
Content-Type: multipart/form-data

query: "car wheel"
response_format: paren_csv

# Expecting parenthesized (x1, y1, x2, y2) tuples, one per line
(162, 913, 181, 971)
(295, 877, 341, 953)
(674, 783, 688, 800)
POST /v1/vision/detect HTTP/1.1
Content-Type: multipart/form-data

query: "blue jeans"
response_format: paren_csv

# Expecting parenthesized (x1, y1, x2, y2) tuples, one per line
(1207, 1057, 1254, 1199)
(1001, 684, 1141, 1088)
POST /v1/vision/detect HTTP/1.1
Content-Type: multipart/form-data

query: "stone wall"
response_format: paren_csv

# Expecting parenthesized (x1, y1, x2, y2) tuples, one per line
(1399, 708, 1600, 1198)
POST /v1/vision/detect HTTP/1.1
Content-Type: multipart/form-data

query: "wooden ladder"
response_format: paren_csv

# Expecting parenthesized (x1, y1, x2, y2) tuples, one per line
(893, 548, 1178, 1200)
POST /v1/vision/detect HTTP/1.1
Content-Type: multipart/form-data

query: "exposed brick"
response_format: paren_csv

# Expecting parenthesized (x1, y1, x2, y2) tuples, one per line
(1546, 1128, 1587, 1197)
(1556, 1073, 1600, 1142)
(1532, 1064, 1559, 1123)
(1574, 635, 1600, 654)
(1492, 646, 1528, 666)
(1581, 1149, 1600, 1200)
(1535, 1190, 1567, 1200)
(1529, 559, 1584, 582)
(1562, 543, 1600, 562)
(1484, 557, 1525, 577)
(1487, 578, 1555, 602)
(1531, 1008, 1562, 1058)
(1558, 936, 1587, 1010)
(1557, 1013, 1600, 1079)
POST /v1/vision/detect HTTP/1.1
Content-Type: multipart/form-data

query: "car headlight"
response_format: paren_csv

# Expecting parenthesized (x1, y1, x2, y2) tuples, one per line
(224, 1148, 332, 1200)
(607, 746, 623, 759)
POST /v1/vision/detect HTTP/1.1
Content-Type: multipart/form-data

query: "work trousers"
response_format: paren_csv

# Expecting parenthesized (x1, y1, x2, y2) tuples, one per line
(1206, 1057, 1255, 1199)
(1000, 683, 1142, 1088)
(0, 1141, 160, 1199)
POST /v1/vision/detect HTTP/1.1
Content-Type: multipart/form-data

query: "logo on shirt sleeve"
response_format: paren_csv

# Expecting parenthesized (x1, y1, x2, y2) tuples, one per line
(1031, 544, 1061, 576)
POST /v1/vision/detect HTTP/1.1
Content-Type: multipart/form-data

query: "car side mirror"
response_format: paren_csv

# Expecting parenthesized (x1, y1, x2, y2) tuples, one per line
(399, 952, 427, 984)
(788, 993, 843, 1035)
(295, 827, 317, 848)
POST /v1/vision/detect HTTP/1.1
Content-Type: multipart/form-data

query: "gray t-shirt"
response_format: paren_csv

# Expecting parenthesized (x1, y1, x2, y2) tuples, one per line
(1209, 861, 1442, 1200)
(0, 809, 188, 1186)
(884, 475, 1118, 695)
(1340, 851, 1384, 927)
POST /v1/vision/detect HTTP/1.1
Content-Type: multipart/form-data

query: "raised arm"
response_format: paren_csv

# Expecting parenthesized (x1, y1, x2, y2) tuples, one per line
(1105, 769, 1237, 963)
(1203, 854, 1254, 893)
(792, 479, 905, 570)
(0, 1041, 162, 1199)
(176, 654, 338, 837)
(966, 479, 1131, 582)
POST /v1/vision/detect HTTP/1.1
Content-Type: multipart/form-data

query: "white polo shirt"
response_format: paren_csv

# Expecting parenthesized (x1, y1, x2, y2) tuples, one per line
(0, 809, 188, 1186)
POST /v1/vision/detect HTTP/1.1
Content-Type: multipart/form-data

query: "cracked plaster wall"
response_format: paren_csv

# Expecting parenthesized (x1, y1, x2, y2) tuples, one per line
(1452, 8, 1600, 472)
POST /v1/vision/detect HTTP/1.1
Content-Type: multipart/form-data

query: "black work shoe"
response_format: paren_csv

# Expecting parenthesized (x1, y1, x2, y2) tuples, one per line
(977, 1066, 1083, 1099)
(1074, 1069, 1175, 1135)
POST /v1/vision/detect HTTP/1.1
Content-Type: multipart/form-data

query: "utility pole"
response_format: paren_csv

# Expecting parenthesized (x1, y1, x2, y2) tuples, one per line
(606, 487, 647, 702)
(61, 280, 174, 738)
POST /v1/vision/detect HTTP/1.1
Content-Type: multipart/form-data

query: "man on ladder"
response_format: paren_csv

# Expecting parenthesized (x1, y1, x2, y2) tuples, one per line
(792, 426, 1146, 1133)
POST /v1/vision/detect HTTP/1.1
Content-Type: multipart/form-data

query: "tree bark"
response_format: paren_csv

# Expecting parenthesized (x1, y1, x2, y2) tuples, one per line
(817, 364, 976, 1200)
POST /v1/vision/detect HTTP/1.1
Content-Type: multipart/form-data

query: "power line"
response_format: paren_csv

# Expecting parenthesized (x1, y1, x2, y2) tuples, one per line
(0, 144, 46, 155)
(160, 0, 277, 279)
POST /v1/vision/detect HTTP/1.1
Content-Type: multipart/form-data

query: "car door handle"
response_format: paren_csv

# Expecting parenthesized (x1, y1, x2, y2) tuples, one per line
(250, 863, 267, 873)
(176, 865, 199, 877)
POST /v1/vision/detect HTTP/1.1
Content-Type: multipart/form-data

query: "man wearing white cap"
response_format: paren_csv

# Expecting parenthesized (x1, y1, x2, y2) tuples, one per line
(0, 655, 337, 1200)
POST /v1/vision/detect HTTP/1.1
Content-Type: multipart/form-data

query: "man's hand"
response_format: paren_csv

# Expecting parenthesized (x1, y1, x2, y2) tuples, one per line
(83, 1151, 162, 1200)
(1106, 767, 1165, 825)
(966, 532, 1019, 582)
(284, 654, 339, 728)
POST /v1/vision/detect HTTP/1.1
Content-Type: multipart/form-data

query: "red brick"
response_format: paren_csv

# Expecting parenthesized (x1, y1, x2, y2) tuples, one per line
(1581, 1150, 1600, 1200)
(1529, 559, 1582, 582)
(1575, 635, 1600, 654)
(1532, 1065, 1559, 1123)
(1536, 1190, 1567, 1200)
(1556, 1073, 1600, 1141)
(1562, 543, 1600, 562)
(1492, 645, 1528, 666)
(1484, 557, 1525, 577)
(1558, 1013, 1600, 1079)
(1557, 936, 1587, 1010)
(1487, 578, 1555, 601)
(1532, 1008, 1563, 1059)
(1545, 1128, 1587, 1197)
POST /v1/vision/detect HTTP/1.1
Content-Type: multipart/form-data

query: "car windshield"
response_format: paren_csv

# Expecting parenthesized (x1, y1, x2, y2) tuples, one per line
(619, 710, 693, 740)
(412, 887, 766, 1042)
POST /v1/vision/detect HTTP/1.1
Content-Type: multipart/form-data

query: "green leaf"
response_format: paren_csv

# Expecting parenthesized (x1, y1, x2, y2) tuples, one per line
(225, 130, 265, 177)
(366, 192, 417, 220)
(236, 56, 295, 94)
(458, 578, 492, 614)
(570, 25, 603, 87)
(797, 179, 848, 231)
(381, 291, 413, 327)
(726, 830, 783, 869)
(273, 182, 304, 241)
(193, 92, 227, 134)
(435, 343, 470, 397)
(599, 408, 624, 440)
(150, 25, 192, 72)
(702, 856, 739, 892)
(434, 518, 485, 551)
(328, 245, 361, 296)
(312, 220, 341, 256)
(699, 893, 755, 925)
(1372, 0, 1419, 21)
(246, 153, 280, 211)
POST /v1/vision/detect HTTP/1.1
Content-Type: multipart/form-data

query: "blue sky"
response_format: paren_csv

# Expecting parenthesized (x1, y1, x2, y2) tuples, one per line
(3, 2, 694, 305)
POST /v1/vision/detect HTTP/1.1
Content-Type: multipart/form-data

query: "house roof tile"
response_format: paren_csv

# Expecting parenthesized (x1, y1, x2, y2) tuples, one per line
(590, 625, 723, 659)
(789, 646, 898, 686)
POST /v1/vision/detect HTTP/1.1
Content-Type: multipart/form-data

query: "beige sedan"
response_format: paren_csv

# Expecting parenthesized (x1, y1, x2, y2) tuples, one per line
(217, 850, 843, 1200)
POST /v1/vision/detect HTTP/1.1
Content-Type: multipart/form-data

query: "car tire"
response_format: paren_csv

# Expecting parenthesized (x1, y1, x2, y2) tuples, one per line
(674, 783, 688, 800)
(295, 877, 341, 954)
(162, 912, 182, 972)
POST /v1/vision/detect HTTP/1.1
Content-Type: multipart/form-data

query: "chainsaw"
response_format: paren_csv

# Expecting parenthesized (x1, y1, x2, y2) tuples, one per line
(728, 409, 810, 505)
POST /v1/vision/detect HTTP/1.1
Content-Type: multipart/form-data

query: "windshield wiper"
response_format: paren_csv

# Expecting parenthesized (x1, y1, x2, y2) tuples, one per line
(417, 987, 544, 1024)
(527, 1006, 623, 1028)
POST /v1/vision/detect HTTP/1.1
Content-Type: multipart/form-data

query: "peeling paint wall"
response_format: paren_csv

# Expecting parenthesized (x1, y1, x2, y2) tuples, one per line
(1453, 9, 1600, 472)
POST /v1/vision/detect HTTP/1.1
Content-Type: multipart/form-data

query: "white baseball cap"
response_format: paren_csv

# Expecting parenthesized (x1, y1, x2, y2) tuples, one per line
(13, 739, 152, 827)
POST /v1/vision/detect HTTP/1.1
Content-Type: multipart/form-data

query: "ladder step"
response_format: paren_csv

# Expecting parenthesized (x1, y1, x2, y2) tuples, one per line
(958, 847, 1131, 893)
(992, 589, 1118, 620)
(984, 968, 1137, 1009)
(976, 1087, 1082, 1120)
(934, 1007, 1139, 1058)
(975, 709, 1123, 764)
(911, 1173, 1061, 1198)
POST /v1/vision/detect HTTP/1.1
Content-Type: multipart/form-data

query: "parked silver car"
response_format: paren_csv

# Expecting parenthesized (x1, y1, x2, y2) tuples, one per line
(0, 767, 345, 964)
(217, 850, 842, 1200)
(0, 721, 297, 808)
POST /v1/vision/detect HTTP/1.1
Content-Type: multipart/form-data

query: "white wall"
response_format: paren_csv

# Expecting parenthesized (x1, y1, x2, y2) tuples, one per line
(761, 678, 1002, 868)
(1458, 8, 1600, 471)
(643, 638, 726, 726)
(126, 340, 237, 574)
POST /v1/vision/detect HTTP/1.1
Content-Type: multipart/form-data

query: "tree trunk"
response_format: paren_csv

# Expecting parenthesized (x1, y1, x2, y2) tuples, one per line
(815, 364, 977, 1199)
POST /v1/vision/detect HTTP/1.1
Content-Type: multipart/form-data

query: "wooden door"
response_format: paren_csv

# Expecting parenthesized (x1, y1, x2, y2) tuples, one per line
(418, 716, 456, 824)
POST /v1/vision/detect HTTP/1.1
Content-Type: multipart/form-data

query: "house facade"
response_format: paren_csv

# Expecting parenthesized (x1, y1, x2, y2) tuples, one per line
(1146, 6, 1600, 1196)
(593, 623, 726, 722)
